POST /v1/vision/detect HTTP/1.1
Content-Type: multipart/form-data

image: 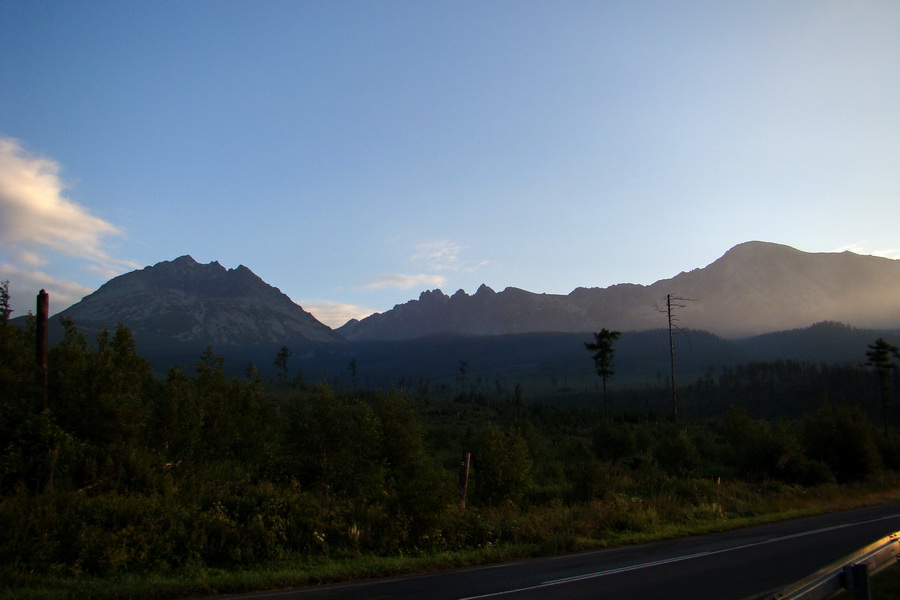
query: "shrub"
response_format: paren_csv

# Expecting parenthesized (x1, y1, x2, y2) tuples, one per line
(804, 404, 882, 482)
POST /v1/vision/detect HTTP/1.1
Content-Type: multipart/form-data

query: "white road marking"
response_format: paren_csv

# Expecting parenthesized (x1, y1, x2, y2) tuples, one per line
(210, 512, 900, 600)
(457, 513, 900, 599)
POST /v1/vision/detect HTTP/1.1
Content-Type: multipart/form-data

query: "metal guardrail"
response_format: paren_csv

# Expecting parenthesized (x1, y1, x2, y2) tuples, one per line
(767, 531, 900, 600)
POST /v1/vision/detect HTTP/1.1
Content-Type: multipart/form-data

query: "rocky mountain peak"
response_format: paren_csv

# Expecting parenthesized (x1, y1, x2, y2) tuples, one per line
(171, 254, 199, 265)
(418, 289, 449, 303)
(55, 257, 342, 348)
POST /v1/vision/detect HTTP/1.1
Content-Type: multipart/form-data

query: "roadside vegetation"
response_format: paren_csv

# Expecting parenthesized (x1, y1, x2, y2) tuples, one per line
(3, 285, 900, 599)
(842, 566, 900, 600)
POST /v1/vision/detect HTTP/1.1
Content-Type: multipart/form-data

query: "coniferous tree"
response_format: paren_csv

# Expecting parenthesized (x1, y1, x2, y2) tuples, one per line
(273, 345, 292, 381)
(0, 280, 11, 322)
(866, 338, 900, 432)
(584, 329, 621, 413)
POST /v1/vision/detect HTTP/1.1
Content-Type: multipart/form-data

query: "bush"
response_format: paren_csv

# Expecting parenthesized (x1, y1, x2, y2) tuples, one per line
(655, 427, 701, 475)
(804, 404, 882, 482)
(467, 424, 534, 507)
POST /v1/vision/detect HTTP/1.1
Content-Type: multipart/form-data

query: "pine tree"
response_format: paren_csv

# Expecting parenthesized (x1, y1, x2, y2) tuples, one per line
(866, 338, 900, 432)
(584, 329, 621, 413)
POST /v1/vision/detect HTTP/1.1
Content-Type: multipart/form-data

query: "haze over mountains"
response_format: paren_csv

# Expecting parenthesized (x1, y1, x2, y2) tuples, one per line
(16, 240, 898, 389)
(340, 241, 900, 340)
(35, 241, 900, 350)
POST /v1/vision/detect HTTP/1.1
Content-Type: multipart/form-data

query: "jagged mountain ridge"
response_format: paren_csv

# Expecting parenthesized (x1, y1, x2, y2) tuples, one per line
(55, 255, 341, 347)
(41, 241, 900, 355)
(338, 241, 900, 340)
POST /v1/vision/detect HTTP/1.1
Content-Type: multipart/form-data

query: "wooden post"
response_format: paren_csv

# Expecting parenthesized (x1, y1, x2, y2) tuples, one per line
(458, 452, 471, 508)
(36, 289, 49, 411)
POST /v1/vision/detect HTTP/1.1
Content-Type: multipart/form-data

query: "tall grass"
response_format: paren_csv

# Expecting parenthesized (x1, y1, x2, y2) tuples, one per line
(5, 477, 900, 600)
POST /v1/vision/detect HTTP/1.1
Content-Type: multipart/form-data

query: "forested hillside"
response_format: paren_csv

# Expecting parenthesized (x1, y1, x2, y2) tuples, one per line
(2, 287, 900, 598)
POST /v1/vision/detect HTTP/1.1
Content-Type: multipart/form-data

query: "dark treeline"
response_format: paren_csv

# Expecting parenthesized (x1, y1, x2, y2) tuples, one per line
(602, 360, 884, 420)
(2, 307, 900, 585)
(258, 326, 897, 418)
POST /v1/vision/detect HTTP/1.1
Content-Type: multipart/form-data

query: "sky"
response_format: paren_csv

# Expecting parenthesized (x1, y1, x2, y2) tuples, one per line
(1, 1, 899, 328)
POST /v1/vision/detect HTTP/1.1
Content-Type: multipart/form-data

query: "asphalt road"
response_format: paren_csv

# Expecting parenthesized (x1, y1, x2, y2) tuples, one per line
(209, 503, 900, 600)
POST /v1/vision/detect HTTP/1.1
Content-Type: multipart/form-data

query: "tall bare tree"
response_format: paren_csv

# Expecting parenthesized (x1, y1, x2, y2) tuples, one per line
(660, 294, 692, 422)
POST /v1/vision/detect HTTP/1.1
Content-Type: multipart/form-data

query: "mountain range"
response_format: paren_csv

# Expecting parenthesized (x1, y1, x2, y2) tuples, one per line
(17, 241, 900, 383)
(339, 241, 900, 340)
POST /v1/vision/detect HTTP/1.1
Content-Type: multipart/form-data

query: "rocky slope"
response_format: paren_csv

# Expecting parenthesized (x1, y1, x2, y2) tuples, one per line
(55, 255, 341, 347)
(338, 242, 900, 340)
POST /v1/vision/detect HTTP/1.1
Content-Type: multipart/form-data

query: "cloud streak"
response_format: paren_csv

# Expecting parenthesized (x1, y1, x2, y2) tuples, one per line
(352, 239, 485, 315)
(0, 262, 93, 316)
(833, 243, 900, 260)
(299, 300, 377, 329)
(0, 136, 136, 314)
(363, 273, 446, 290)
(413, 240, 463, 271)
(0, 137, 126, 262)
(412, 239, 490, 273)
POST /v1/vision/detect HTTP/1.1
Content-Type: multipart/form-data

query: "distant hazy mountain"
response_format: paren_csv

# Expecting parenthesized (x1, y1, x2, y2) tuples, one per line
(338, 242, 900, 340)
(20, 243, 899, 384)
(51, 256, 341, 350)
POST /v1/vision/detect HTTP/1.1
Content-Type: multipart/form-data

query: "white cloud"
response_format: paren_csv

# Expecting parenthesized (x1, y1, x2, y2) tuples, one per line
(0, 262, 93, 317)
(355, 239, 486, 301)
(300, 300, 377, 329)
(833, 243, 867, 254)
(15, 249, 47, 268)
(0, 136, 137, 315)
(412, 240, 463, 271)
(363, 273, 446, 290)
(0, 137, 124, 261)
(412, 239, 490, 273)
(833, 243, 900, 260)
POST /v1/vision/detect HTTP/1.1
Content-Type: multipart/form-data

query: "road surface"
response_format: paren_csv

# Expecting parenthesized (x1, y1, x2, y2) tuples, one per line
(207, 502, 900, 600)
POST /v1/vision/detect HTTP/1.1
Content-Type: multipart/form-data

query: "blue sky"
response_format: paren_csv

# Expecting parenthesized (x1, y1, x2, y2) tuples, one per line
(2, 1, 898, 327)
